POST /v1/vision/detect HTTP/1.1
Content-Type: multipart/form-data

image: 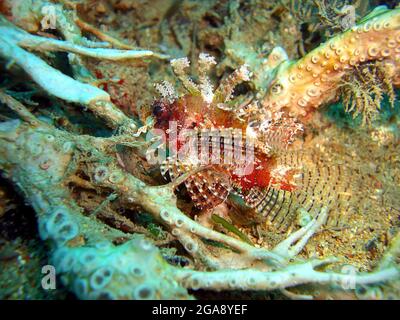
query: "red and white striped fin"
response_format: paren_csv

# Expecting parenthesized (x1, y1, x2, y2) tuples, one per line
(185, 169, 232, 210)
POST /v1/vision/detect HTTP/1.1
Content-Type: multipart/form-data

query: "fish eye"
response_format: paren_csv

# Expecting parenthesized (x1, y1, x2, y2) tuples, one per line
(270, 83, 284, 95)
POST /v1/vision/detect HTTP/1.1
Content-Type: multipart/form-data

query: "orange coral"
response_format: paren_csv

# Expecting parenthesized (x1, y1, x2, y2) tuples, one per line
(262, 6, 400, 121)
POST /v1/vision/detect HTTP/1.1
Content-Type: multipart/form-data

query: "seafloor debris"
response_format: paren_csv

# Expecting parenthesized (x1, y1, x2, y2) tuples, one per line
(0, 0, 400, 300)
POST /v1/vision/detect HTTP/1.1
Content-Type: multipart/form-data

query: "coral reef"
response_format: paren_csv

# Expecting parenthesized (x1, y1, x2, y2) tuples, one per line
(0, 118, 397, 299)
(261, 6, 400, 121)
(0, 0, 400, 300)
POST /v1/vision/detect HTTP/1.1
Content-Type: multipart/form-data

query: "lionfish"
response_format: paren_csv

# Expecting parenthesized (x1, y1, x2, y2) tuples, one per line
(150, 53, 305, 221)
(153, 54, 372, 231)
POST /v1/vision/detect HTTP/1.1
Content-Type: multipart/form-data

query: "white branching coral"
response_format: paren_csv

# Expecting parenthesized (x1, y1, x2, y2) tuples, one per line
(0, 14, 167, 131)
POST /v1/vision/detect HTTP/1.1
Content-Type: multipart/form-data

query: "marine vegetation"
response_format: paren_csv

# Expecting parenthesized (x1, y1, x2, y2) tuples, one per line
(0, 0, 400, 300)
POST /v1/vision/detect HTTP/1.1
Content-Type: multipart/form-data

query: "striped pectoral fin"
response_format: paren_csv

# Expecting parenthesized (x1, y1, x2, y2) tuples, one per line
(241, 186, 298, 229)
(185, 169, 232, 210)
(161, 153, 233, 210)
(160, 156, 186, 181)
